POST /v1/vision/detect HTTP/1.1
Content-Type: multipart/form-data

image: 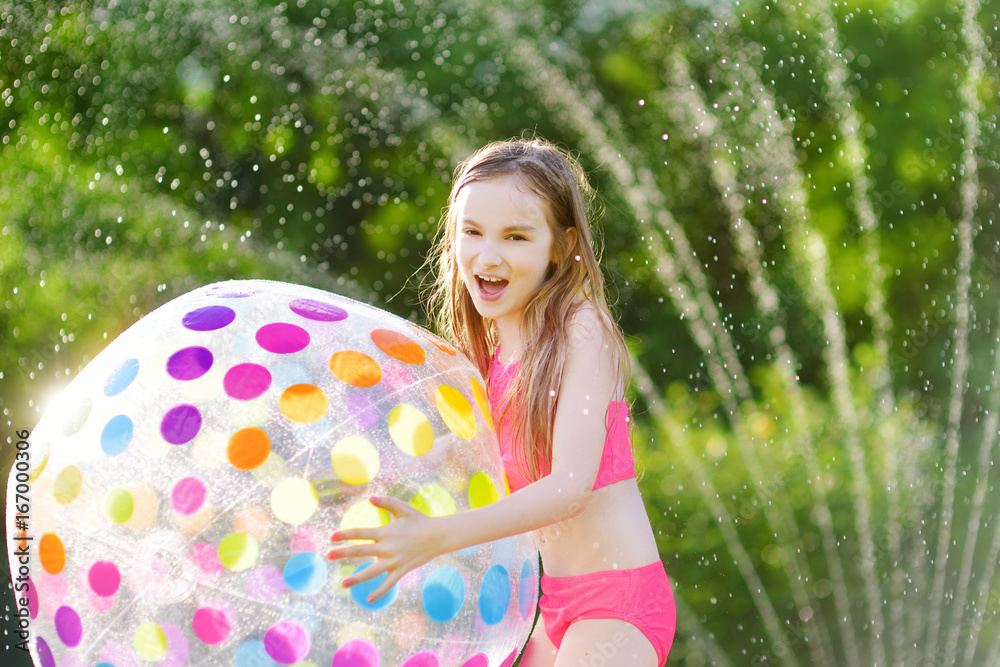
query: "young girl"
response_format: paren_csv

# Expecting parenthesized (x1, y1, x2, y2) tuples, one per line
(328, 138, 675, 666)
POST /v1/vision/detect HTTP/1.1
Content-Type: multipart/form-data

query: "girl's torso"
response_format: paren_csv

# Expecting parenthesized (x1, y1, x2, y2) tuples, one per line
(489, 355, 661, 576)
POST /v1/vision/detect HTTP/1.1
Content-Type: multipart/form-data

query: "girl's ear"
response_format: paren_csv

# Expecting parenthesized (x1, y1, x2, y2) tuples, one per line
(561, 227, 578, 260)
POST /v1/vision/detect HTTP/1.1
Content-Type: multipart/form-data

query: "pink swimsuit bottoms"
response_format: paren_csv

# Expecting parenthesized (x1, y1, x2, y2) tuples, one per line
(539, 561, 676, 666)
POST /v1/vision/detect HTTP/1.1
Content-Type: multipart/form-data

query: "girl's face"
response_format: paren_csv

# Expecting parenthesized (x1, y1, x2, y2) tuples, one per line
(454, 174, 566, 330)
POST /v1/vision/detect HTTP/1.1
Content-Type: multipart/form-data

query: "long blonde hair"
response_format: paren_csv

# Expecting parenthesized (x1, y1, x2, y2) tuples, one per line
(424, 137, 631, 483)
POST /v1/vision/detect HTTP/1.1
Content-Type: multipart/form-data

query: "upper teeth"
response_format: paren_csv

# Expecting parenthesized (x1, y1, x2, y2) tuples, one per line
(481, 276, 503, 282)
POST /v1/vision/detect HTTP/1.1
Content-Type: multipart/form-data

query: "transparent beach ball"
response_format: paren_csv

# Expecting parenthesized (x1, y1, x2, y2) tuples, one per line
(7, 280, 538, 667)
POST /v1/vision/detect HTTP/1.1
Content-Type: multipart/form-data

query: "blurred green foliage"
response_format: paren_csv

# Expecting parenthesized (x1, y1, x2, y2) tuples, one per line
(2, 0, 1000, 664)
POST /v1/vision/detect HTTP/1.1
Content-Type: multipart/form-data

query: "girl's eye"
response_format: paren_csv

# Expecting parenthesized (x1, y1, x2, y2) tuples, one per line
(509, 234, 526, 241)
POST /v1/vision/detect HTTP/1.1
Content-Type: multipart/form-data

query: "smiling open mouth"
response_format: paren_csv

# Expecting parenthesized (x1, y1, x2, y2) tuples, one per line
(477, 275, 508, 296)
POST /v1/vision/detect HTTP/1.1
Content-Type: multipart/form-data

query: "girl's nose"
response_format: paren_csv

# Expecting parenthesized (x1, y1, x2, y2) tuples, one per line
(477, 241, 502, 268)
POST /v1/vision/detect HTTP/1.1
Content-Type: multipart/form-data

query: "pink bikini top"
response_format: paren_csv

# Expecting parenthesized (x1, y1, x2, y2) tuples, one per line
(488, 353, 636, 494)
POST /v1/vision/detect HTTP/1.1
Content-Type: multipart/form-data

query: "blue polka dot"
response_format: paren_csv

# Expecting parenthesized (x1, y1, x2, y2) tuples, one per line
(104, 358, 139, 396)
(283, 552, 327, 595)
(96, 663, 117, 667)
(235, 640, 276, 667)
(350, 563, 399, 611)
(422, 566, 466, 623)
(519, 559, 537, 620)
(479, 565, 511, 626)
(100, 415, 133, 456)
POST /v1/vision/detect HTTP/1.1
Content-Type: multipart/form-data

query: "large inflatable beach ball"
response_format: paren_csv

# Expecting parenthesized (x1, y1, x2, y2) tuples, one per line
(7, 280, 538, 667)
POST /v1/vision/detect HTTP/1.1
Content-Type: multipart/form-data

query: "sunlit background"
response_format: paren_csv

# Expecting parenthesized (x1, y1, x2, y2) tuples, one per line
(3, 0, 1000, 664)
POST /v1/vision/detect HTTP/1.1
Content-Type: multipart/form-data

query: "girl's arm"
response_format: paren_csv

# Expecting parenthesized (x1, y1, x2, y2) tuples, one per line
(328, 308, 618, 602)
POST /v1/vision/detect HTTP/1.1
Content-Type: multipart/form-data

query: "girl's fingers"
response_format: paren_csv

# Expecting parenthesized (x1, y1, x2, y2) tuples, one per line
(330, 528, 377, 543)
(368, 495, 415, 517)
(367, 572, 402, 603)
(326, 543, 377, 561)
(341, 561, 388, 587)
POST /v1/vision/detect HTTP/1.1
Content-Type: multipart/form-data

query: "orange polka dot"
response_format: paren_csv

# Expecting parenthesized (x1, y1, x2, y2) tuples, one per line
(227, 428, 271, 470)
(39, 533, 66, 574)
(371, 329, 426, 365)
(329, 351, 382, 388)
(176, 500, 214, 535)
(279, 384, 328, 423)
(409, 325, 457, 356)
(233, 506, 271, 541)
(125, 486, 160, 531)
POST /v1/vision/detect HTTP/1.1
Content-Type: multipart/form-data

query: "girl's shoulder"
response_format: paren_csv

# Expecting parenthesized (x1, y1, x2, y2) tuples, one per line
(565, 301, 618, 357)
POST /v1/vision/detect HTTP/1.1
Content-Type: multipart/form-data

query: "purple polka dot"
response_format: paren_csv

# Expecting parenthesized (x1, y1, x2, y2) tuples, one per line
(346, 392, 380, 430)
(171, 477, 206, 515)
(256, 323, 310, 354)
(331, 639, 379, 667)
(460, 655, 489, 667)
(401, 651, 440, 667)
(89, 561, 121, 597)
(167, 347, 214, 381)
(245, 566, 284, 603)
(161, 622, 191, 667)
(55, 605, 83, 647)
(264, 621, 310, 664)
(182, 305, 236, 331)
(36, 636, 55, 667)
(289, 298, 349, 322)
(224, 363, 272, 400)
(161, 404, 201, 444)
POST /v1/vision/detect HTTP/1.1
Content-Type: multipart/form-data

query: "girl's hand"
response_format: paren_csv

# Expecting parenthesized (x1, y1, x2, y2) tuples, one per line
(327, 496, 443, 603)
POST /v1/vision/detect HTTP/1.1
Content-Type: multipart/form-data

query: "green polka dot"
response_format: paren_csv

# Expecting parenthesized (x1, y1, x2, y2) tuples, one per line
(468, 472, 500, 509)
(218, 532, 259, 571)
(134, 622, 168, 662)
(105, 488, 134, 524)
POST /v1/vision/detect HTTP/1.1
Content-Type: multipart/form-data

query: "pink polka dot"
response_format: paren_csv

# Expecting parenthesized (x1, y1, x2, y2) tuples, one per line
(189, 543, 224, 584)
(224, 363, 272, 400)
(193, 607, 231, 645)
(256, 323, 310, 354)
(171, 477, 206, 515)
(246, 566, 284, 603)
(291, 525, 321, 553)
(264, 620, 311, 664)
(55, 605, 83, 647)
(332, 639, 379, 667)
(401, 652, 440, 667)
(25, 577, 38, 619)
(37, 571, 68, 620)
(88, 560, 121, 597)
(345, 391, 379, 430)
(460, 655, 489, 667)
(500, 649, 519, 667)
(100, 639, 141, 667)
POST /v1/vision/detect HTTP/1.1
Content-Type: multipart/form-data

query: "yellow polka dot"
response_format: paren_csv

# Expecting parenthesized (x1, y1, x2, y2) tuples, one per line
(218, 532, 259, 571)
(468, 472, 500, 509)
(53, 466, 82, 505)
(331, 436, 380, 485)
(125, 486, 159, 531)
(388, 404, 434, 456)
(411, 483, 456, 517)
(134, 622, 168, 662)
(279, 384, 328, 423)
(435, 385, 477, 439)
(105, 488, 134, 525)
(470, 378, 493, 430)
(340, 499, 390, 545)
(270, 477, 318, 524)
(337, 621, 374, 646)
